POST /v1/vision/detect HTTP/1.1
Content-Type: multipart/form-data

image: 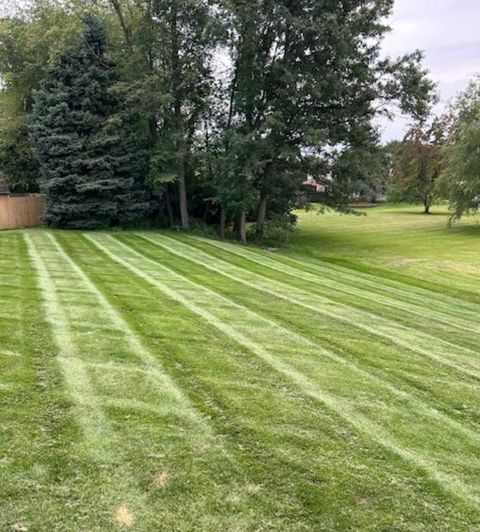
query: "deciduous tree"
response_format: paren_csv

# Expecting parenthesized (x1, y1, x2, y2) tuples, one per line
(389, 119, 447, 214)
(439, 79, 480, 220)
(220, 0, 435, 242)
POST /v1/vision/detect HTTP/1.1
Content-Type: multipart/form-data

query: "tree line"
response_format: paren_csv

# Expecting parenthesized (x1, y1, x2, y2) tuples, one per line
(0, 1, 439, 241)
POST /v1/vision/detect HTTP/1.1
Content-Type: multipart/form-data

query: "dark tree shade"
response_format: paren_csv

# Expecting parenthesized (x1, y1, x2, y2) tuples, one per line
(30, 17, 152, 228)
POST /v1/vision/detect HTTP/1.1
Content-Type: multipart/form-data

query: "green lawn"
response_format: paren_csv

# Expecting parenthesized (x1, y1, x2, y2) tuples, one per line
(1, 205, 480, 530)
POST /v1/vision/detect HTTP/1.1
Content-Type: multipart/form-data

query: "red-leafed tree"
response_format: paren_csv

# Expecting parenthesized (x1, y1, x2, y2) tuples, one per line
(389, 118, 448, 214)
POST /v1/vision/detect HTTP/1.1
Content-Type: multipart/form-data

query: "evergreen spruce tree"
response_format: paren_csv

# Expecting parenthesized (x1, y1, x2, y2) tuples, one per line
(30, 17, 152, 228)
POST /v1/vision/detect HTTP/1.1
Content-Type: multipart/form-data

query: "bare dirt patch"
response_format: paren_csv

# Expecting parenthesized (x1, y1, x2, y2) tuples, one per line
(115, 503, 134, 527)
(153, 471, 170, 489)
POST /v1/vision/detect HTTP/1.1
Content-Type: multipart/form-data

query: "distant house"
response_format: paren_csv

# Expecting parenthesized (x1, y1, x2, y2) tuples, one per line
(302, 173, 332, 194)
(0, 173, 10, 196)
(303, 177, 325, 193)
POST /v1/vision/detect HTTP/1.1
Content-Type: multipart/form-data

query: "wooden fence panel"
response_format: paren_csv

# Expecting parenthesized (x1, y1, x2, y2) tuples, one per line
(0, 195, 45, 230)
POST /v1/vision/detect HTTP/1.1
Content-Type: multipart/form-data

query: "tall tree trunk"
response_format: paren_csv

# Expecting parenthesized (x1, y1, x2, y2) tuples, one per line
(423, 193, 431, 215)
(234, 211, 246, 244)
(203, 200, 210, 222)
(177, 163, 189, 230)
(164, 186, 174, 226)
(239, 211, 246, 244)
(255, 191, 268, 245)
(171, 0, 189, 230)
(109, 0, 133, 51)
(219, 205, 226, 239)
(255, 162, 274, 244)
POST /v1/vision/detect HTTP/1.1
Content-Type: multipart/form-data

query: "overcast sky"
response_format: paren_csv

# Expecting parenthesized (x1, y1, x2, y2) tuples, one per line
(379, 0, 480, 140)
(1, 0, 478, 143)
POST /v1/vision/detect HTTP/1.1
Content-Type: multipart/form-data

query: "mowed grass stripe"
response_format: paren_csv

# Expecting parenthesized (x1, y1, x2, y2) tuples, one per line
(180, 235, 480, 354)
(136, 237, 480, 431)
(0, 234, 74, 530)
(29, 232, 243, 529)
(139, 233, 480, 381)
(0, 237, 22, 317)
(166, 232, 480, 334)
(61, 234, 470, 529)
(189, 236, 480, 334)
(25, 234, 113, 460)
(85, 233, 480, 509)
(0, 350, 21, 358)
(48, 233, 214, 435)
(132, 233, 480, 431)
(270, 249, 480, 317)
(0, 235, 25, 391)
(197, 235, 480, 322)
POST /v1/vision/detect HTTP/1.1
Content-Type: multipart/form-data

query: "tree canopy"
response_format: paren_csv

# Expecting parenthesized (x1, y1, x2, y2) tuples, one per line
(439, 79, 480, 221)
(0, 0, 437, 237)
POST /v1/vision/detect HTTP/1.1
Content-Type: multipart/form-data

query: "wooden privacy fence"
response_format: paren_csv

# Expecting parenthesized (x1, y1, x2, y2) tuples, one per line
(0, 195, 45, 230)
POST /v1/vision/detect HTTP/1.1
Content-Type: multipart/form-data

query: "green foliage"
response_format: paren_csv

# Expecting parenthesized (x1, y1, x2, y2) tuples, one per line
(0, 4, 83, 191)
(378, 51, 438, 121)
(439, 79, 480, 220)
(105, 0, 222, 230)
(330, 138, 390, 207)
(1, 0, 435, 239)
(247, 214, 297, 245)
(0, 9, 82, 111)
(209, 0, 436, 241)
(30, 17, 152, 228)
(0, 100, 39, 192)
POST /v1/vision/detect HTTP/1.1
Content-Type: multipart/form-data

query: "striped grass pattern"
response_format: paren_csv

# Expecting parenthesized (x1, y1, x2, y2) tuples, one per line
(2, 210, 480, 530)
(84, 233, 480, 507)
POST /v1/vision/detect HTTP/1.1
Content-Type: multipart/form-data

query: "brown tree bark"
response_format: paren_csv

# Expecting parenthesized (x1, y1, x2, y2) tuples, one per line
(203, 201, 210, 222)
(255, 191, 268, 244)
(219, 206, 226, 239)
(254, 162, 274, 244)
(171, 0, 189, 230)
(238, 211, 247, 244)
(164, 186, 174, 226)
(109, 0, 133, 51)
(234, 211, 246, 244)
(423, 193, 431, 214)
(177, 167, 189, 230)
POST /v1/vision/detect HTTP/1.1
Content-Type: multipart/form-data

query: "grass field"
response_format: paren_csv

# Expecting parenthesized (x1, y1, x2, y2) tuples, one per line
(1, 205, 480, 530)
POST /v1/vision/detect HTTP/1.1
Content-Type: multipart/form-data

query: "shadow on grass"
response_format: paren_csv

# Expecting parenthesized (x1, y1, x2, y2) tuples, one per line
(381, 208, 449, 216)
(447, 224, 480, 236)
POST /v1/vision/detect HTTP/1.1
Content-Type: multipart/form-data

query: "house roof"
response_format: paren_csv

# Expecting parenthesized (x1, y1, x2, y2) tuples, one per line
(0, 173, 10, 195)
